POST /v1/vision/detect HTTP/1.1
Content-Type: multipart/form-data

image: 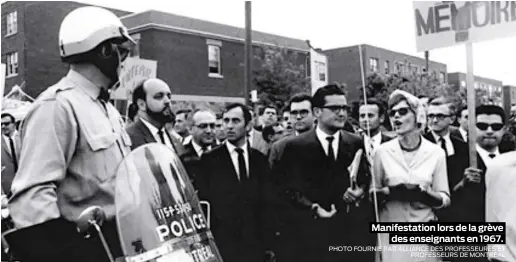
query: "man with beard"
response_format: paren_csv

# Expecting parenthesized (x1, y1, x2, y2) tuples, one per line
(126, 78, 184, 155)
(6, 7, 135, 262)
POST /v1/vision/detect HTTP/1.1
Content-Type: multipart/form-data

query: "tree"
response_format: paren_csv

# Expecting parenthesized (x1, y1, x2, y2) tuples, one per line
(253, 45, 310, 110)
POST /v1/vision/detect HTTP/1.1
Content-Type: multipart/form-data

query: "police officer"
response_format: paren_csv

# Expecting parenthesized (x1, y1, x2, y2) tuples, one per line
(6, 6, 135, 262)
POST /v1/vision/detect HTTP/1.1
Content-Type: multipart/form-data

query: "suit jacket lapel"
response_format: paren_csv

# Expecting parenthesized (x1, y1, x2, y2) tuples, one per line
(135, 119, 157, 144)
(1, 138, 11, 159)
(308, 130, 327, 162)
(220, 144, 239, 182)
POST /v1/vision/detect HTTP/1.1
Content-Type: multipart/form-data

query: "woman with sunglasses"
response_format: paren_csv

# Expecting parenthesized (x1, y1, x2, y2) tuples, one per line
(370, 90, 450, 262)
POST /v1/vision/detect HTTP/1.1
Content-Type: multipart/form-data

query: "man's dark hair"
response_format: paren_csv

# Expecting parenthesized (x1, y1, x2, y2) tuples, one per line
(258, 103, 278, 116)
(127, 103, 139, 122)
(224, 103, 252, 125)
(476, 105, 506, 125)
(132, 82, 146, 105)
(427, 96, 457, 116)
(262, 123, 280, 143)
(359, 98, 385, 117)
(215, 113, 223, 120)
(288, 94, 312, 111)
(1, 113, 15, 123)
(176, 109, 192, 117)
(311, 84, 345, 109)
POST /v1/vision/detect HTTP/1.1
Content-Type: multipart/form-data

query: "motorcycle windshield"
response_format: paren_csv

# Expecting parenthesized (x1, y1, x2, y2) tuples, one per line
(114, 143, 222, 262)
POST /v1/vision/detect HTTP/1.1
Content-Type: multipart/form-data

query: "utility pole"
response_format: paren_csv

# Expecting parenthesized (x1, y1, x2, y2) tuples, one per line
(244, 1, 252, 106)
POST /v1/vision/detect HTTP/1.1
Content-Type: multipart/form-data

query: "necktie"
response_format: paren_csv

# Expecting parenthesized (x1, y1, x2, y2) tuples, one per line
(488, 153, 496, 159)
(201, 146, 208, 156)
(439, 137, 448, 157)
(9, 137, 18, 172)
(157, 130, 166, 145)
(326, 136, 335, 161)
(235, 148, 248, 182)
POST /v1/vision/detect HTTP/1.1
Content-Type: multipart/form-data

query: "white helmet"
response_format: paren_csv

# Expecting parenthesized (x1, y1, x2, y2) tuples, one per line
(58, 6, 135, 58)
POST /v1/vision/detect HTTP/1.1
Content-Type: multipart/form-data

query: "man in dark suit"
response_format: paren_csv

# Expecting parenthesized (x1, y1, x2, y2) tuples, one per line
(268, 94, 315, 168)
(196, 103, 274, 262)
(1, 113, 21, 196)
(274, 85, 373, 262)
(423, 98, 470, 223)
(180, 109, 217, 186)
(455, 106, 469, 142)
(125, 78, 184, 155)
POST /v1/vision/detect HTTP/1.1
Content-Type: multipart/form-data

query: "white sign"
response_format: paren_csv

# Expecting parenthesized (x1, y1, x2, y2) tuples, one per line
(413, 1, 516, 52)
(111, 57, 158, 100)
(310, 49, 328, 95)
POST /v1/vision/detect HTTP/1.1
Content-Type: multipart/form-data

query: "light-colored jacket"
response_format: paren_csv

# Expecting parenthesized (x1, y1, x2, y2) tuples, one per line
(9, 70, 132, 229)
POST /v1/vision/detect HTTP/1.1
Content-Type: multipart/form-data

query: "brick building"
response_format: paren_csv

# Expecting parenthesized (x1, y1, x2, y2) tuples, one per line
(323, 44, 447, 102)
(447, 72, 503, 96)
(121, 10, 309, 105)
(1, 1, 130, 98)
(2, 2, 310, 106)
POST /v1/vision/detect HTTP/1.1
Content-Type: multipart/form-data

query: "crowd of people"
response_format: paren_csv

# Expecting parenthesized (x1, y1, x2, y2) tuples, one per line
(1, 5, 516, 262)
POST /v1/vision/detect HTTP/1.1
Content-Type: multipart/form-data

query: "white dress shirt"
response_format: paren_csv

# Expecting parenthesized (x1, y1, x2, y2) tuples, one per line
(226, 142, 249, 180)
(476, 144, 500, 167)
(140, 118, 173, 150)
(3, 130, 18, 156)
(431, 131, 455, 157)
(315, 126, 339, 160)
(459, 127, 468, 142)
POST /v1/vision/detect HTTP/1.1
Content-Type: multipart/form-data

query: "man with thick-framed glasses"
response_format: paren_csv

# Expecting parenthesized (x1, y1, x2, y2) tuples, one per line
(272, 85, 373, 262)
(1, 113, 20, 196)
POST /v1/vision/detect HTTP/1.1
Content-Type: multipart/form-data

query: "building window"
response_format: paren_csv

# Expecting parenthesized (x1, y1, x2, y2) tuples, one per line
(460, 80, 466, 87)
(6, 52, 18, 77)
(316, 61, 326, 81)
(439, 72, 446, 83)
(207, 39, 222, 78)
(384, 61, 390, 74)
(474, 82, 479, 89)
(5, 11, 18, 36)
(6, 11, 18, 36)
(369, 57, 379, 72)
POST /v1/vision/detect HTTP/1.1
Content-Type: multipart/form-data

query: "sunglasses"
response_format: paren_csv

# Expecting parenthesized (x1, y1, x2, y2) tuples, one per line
(196, 123, 216, 129)
(476, 123, 504, 131)
(388, 107, 411, 117)
(1, 122, 12, 126)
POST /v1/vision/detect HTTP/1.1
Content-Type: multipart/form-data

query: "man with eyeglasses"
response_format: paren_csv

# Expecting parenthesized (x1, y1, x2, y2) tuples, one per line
(6, 7, 135, 262)
(453, 105, 509, 224)
(274, 85, 373, 262)
(1, 113, 20, 196)
(268, 94, 315, 168)
(422, 97, 470, 224)
(180, 109, 217, 185)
